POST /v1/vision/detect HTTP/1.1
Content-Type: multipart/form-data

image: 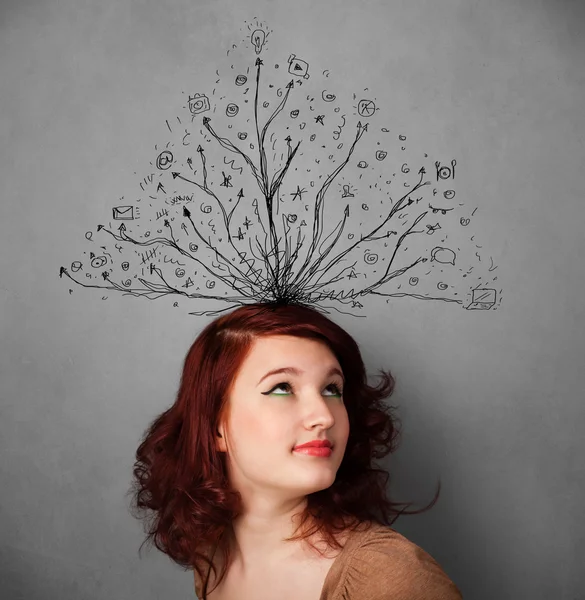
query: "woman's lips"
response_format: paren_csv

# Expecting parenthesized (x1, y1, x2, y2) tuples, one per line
(293, 447, 333, 457)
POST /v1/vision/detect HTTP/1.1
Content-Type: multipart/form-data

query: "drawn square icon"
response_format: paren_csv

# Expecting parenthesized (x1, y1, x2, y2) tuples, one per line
(113, 206, 134, 220)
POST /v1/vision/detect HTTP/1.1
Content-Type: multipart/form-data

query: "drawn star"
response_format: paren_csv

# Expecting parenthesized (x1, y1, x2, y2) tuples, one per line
(291, 185, 307, 201)
(315, 115, 325, 125)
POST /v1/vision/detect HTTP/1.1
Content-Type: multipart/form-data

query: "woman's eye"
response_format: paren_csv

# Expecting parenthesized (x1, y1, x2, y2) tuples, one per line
(264, 382, 343, 397)
(268, 383, 292, 395)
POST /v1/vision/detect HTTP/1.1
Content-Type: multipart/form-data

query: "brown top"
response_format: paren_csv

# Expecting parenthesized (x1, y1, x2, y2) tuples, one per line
(195, 522, 463, 599)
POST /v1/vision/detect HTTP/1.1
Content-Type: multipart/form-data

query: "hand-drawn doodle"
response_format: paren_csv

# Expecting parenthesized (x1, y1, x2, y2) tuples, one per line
(288, 54, 310, 79)
(60, 22, 501, 316)
(188, 94, 210, 115)
(357, 99, 376, 117)
(436, 160, 456, 181)
(113, 206, 134, 220)
(341, 185, 354, 198)
(226, 103, 239, 117)
(156, 151, 174, 170)
(431, 247, 456, 265)
(251, 29, 266, 54)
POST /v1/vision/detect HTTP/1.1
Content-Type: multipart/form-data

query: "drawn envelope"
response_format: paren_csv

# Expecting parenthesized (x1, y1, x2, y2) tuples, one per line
(113, 206, 134, 220)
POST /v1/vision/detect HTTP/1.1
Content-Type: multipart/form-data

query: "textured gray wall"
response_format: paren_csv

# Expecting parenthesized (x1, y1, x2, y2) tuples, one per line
(1, 0, 584, 598)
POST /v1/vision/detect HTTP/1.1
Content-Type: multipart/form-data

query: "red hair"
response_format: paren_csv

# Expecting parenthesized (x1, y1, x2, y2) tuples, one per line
(129, 301, 440, 594)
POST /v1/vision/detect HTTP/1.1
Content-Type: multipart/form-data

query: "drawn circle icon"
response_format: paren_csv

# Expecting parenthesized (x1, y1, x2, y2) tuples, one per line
(156, 150, 174, 170)
(438, 167, 451, 180)
(364, 251, 378, 265)
(189, 242, 198, 252)
(409, 277, 419, 286)
(175, 268, 186, 278)
(91, 256, 107, 268)
(444, 190, 456, 200)
(357, 99, 376, 117)
(238, 132, 248, 140)
(121, 261, 130, 271)
(375, 150, 387, 161)
(437, 282, 448, 291)
(71, 261, 82, 272)
(235, 75, 247, 86)
(322, 91, 336, 102)
(226, 103, 239, 117)
(290, 109, 299, 118)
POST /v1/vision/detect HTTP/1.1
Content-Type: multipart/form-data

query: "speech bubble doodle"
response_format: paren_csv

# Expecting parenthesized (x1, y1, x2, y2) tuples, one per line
(431, 247, 456, 265)
(156, 151, 173, 170)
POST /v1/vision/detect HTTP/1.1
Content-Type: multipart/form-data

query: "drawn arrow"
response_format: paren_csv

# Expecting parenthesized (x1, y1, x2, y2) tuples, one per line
(237, 188, 244, 199)
(157, 182, 166, 194)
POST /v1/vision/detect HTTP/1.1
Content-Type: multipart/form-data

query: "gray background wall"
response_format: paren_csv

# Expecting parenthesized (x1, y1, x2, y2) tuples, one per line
(1, 0, 584, 598)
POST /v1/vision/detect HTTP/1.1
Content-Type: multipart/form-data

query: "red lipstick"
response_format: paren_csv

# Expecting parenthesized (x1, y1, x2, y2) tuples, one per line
(293, 439, 333, 457)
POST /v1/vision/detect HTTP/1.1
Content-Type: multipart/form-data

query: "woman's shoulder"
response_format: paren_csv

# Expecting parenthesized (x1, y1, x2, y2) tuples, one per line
(322, 521, 463, 600)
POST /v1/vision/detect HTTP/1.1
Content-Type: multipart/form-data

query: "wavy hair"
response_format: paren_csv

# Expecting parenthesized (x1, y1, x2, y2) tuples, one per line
(129, 301, 441, 596)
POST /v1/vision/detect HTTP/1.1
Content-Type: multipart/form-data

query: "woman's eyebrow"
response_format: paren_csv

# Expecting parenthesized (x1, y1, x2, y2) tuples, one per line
(257, 366, 344, 386)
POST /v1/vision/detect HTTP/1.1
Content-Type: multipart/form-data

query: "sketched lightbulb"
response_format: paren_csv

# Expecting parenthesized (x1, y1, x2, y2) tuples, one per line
(251, 29, 265, 54)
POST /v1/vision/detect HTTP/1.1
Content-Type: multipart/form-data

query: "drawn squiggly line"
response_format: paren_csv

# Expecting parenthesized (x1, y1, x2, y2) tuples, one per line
(223, 155, 243, 175)
(163, 255, 186, 266)
(333, 114, 346, 140)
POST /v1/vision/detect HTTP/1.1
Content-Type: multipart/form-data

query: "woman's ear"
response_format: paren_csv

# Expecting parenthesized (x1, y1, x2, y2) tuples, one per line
(216, 425, 227, 452)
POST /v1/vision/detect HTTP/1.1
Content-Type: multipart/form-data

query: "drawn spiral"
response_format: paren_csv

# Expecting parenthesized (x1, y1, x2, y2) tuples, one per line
(364, 251, 378, 265)
(409, 277, 419, 286)
(189, 242, 198, 252)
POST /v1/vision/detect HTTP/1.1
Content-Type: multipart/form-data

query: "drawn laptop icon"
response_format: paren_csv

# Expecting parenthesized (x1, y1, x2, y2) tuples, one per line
(466, 288, 496, 310)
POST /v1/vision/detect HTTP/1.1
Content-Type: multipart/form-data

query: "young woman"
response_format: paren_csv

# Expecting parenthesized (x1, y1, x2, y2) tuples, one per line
(130, 302, 462, 599)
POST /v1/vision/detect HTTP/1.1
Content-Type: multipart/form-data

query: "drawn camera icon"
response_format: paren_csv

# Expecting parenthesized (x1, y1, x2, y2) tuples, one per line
(189, 93, 210, 115)
(288, 54, 310, 79)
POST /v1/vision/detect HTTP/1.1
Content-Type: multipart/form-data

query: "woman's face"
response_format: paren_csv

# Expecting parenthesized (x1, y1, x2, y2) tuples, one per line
(216, 335, 350, 502)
